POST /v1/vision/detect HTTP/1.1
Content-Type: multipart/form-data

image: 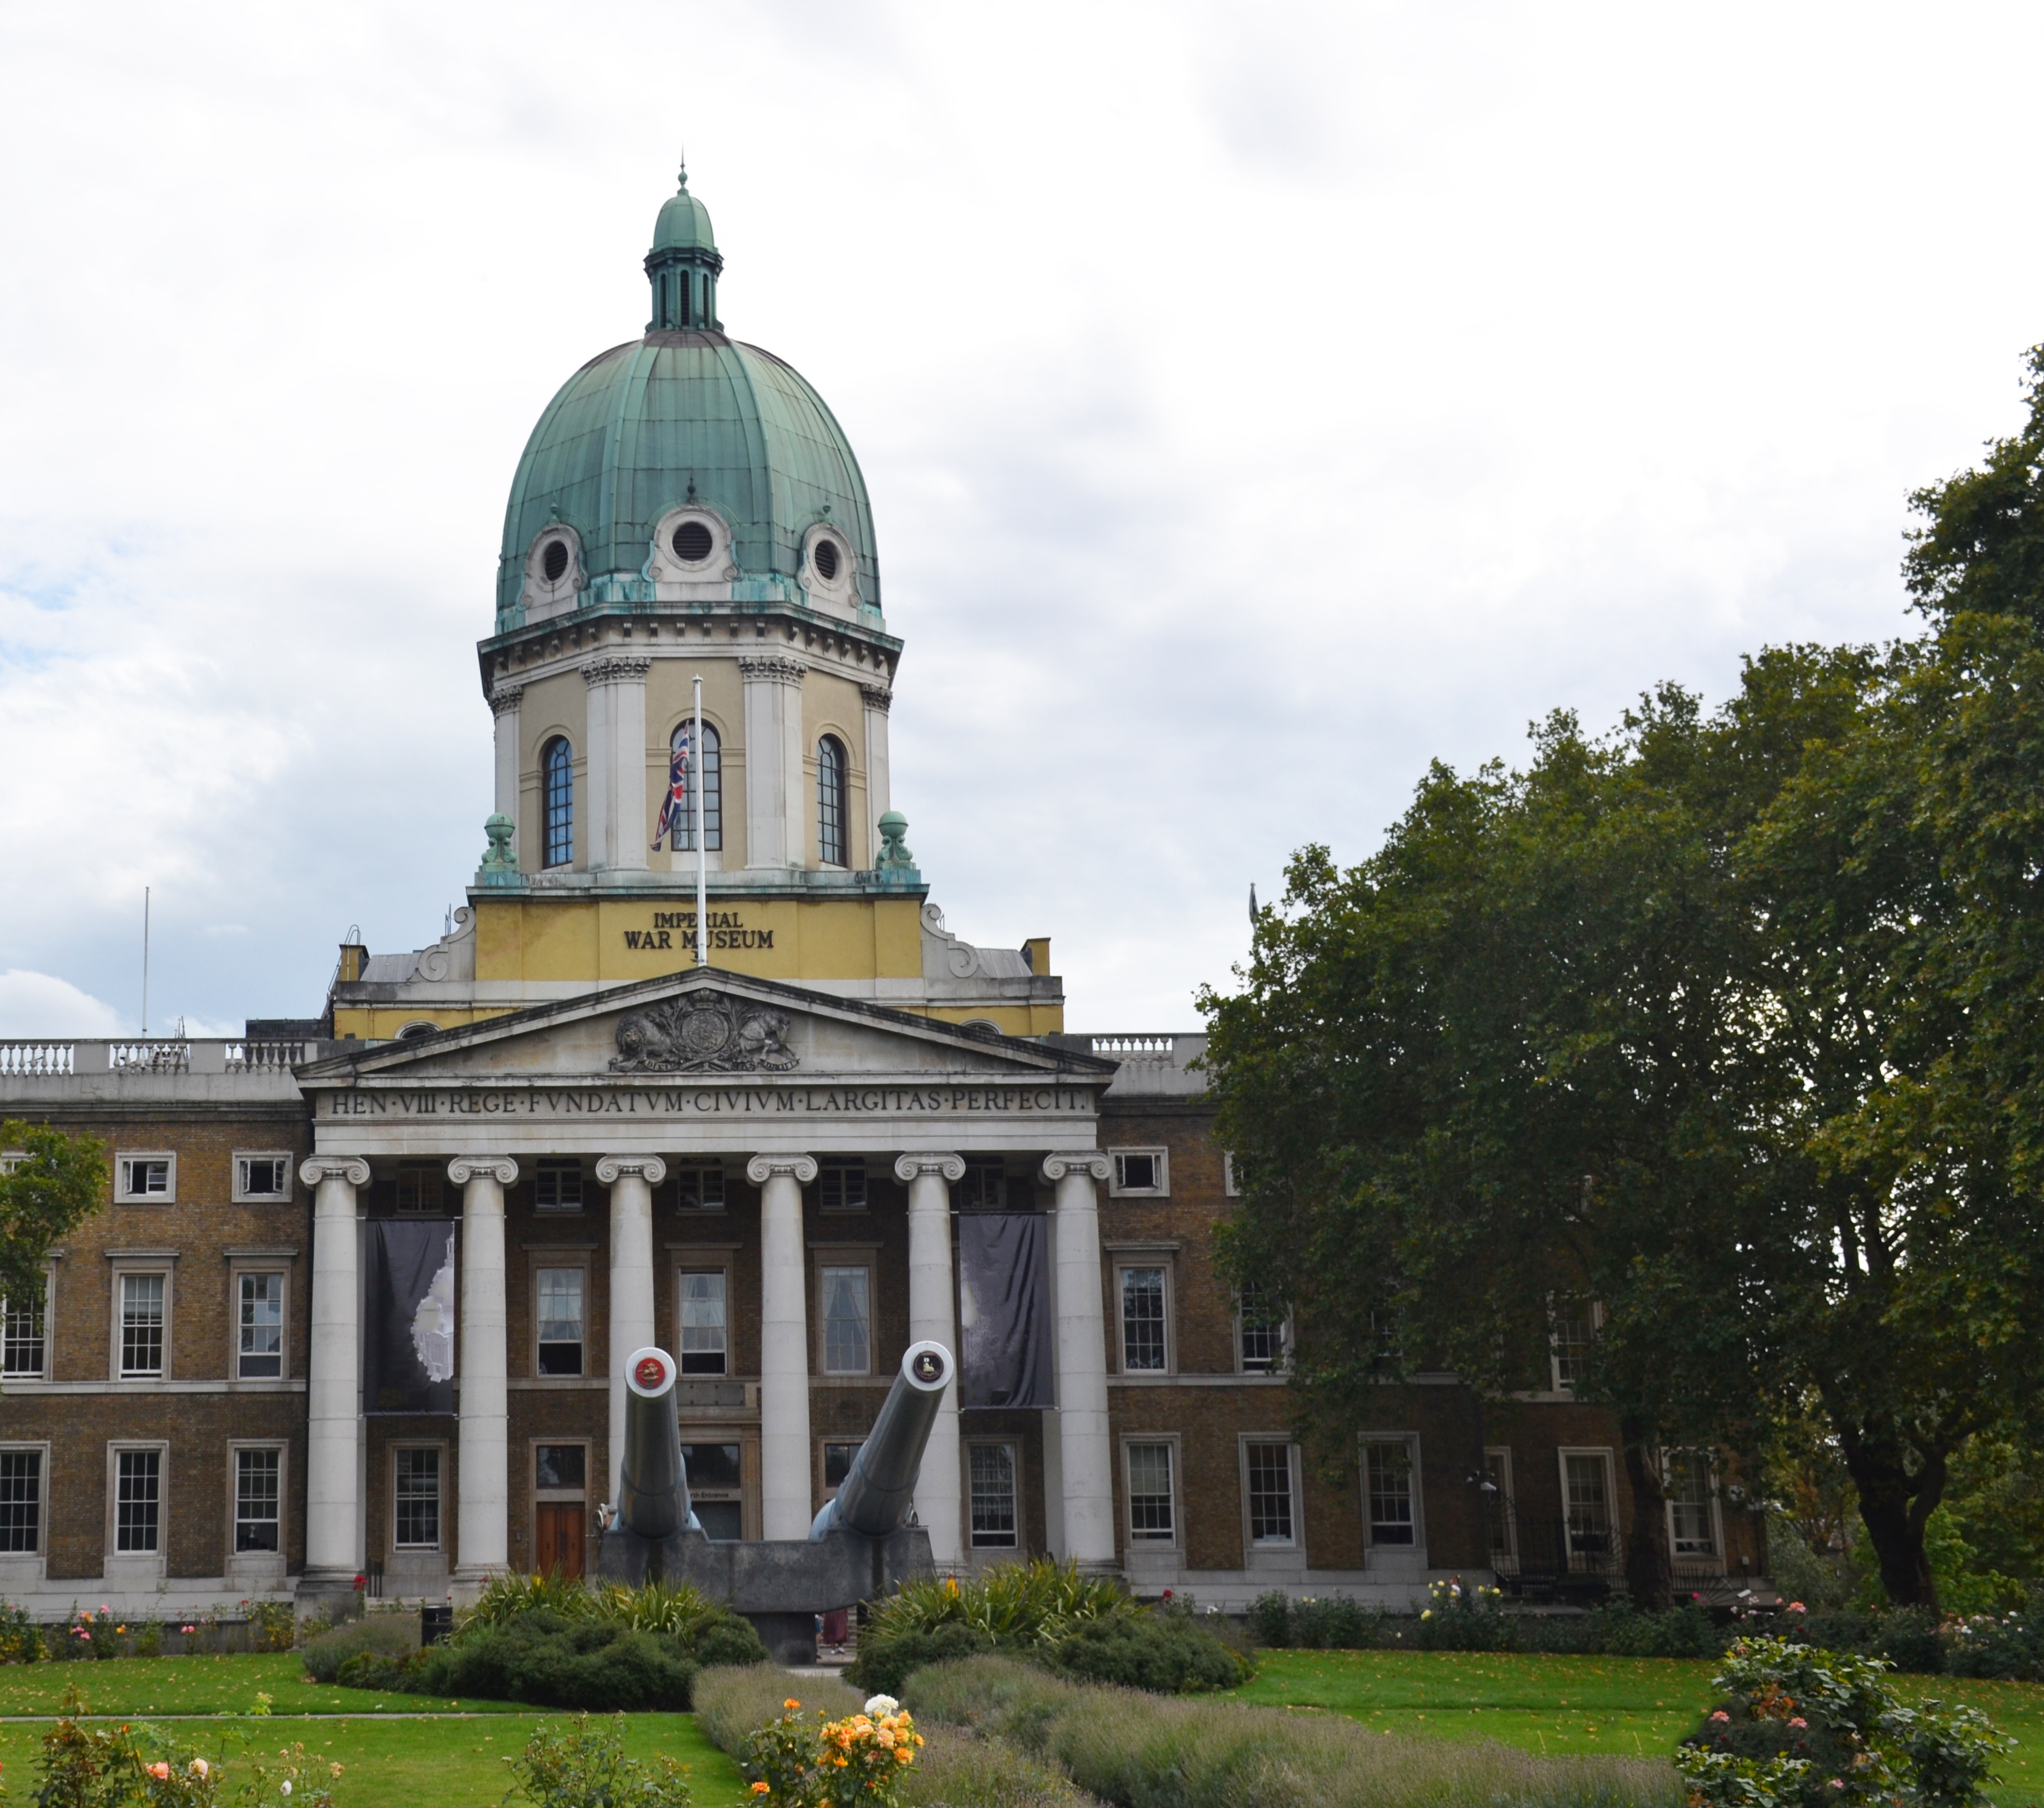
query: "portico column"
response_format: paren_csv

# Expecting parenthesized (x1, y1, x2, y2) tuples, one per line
(748, 1153, 818, 1538)
(583, 656, 652, 873)
(1041, 1153, 1115, 1567)
(597, 1155, 667, 1506)
(448, 1157, 517, 1583)
(895, 1153, 965, 1565)
(300, 1156, 370, 1583)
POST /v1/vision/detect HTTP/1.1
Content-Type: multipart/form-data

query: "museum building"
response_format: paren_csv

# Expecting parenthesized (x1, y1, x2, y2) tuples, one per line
(0, 166, 1769, 1617)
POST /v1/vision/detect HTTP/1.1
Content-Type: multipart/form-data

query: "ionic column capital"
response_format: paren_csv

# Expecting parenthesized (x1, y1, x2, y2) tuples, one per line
(1040, 1152, 1111, 1185)
(895, 1152, 965, 1185)
(448, 1156, 519, 1188)
(738, 655, 807, 688)
(746, 1153, 818, 1185)
(596, 1154, 668, 1187)
(300, 1156, 370, 1190)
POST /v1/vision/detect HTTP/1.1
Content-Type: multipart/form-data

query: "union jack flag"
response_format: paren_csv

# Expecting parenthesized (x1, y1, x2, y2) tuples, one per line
(653, 729, 691, 851)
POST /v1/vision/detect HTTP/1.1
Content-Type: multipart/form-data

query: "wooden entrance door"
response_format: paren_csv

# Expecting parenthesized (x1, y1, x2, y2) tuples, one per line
(535, 1502, 586, 1579)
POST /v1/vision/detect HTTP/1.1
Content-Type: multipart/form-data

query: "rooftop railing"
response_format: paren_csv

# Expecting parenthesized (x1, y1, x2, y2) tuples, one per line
(0, 1039, 315, 1079)
(1088, 1034, 1186, 1060)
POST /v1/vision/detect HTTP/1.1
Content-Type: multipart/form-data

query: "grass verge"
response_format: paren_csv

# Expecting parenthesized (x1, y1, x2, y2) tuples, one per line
(1231, 1650, 2043, 1806)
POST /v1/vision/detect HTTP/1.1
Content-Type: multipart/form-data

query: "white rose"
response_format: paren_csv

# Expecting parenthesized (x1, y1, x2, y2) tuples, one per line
(863, 1694, 900, 1716)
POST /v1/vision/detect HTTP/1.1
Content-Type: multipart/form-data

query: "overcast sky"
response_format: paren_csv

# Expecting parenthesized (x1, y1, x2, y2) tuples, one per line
(2, 1, 2041, 1038)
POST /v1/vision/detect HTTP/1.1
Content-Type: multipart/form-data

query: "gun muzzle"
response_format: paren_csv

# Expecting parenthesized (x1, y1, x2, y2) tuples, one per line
(812, 1340, 952, 1540)
(617, 1346, 693, 1540)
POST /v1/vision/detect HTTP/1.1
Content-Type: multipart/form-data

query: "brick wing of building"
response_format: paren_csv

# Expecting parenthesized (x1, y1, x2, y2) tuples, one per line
(0, 162, 1768, 1618)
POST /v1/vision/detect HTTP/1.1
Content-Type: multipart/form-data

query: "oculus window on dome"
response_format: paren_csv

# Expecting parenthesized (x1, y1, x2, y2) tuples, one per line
(543, 738, 574, 869)
(817, 735, 848, 867)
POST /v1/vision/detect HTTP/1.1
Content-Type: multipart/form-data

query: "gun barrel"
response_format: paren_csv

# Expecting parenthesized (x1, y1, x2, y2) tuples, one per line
(618, 1346, 692, 1541)
(818, 1340, 953, 1540)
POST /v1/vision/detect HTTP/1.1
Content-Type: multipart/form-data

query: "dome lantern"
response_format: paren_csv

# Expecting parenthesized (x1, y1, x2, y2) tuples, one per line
(645, 157, 723, 332)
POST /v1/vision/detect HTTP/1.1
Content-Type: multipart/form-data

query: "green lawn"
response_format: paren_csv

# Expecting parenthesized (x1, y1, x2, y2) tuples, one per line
(0, 1656, 755, 1807)
(0, 1653, 530, 1717)
(1231, 1650, 2044, 1806)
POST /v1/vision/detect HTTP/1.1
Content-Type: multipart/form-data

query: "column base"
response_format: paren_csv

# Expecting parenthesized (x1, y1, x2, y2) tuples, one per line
(450, 1565, 509, 1607)
(294, 1570, 367, 1619)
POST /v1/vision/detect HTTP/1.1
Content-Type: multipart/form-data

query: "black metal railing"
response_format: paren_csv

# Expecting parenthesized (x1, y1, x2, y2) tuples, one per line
(1492, 1515, 1742, 1603)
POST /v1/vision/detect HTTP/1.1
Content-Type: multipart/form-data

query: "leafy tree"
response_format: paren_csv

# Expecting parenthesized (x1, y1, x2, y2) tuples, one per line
(1202, 347, 2044, 1614)
(1201, 673, 1838, 1607)
(0, 1121, 105, 1337)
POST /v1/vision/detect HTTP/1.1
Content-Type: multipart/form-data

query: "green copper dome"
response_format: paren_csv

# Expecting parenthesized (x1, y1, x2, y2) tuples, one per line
(495, 167, 879, 624)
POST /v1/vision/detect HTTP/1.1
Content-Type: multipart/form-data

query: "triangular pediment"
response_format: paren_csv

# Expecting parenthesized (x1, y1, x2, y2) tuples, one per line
(296, 969, 1113, 1088)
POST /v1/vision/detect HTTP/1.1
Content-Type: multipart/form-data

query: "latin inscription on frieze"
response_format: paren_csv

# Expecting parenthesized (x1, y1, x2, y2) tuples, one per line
(322, 1085, 1093, 1118)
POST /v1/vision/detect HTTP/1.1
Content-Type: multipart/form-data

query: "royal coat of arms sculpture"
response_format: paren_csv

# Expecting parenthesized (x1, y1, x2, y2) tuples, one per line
(609, 992, 801, 1073)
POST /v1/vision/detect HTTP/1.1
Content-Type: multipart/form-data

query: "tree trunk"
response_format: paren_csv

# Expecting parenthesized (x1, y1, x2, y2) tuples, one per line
(1620, 1420, 1675, 1611)
(1839, 1423, 1943, 1611)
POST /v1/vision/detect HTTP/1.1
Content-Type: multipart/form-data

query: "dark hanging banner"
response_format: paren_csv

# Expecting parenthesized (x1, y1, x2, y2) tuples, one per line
(957, 1212, 1055, 1410)
(365, 1219, 458, 1415)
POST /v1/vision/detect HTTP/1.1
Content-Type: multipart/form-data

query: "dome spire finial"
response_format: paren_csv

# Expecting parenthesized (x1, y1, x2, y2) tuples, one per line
(646, 157, 723, 333)
(676, 149, 688, 191)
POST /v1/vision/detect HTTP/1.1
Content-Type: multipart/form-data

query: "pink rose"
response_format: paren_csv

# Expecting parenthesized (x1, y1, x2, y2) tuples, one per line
(1789, 1601, 1808, 1613)
(148, 1763, 170, 1780)
(1710, 1711, 1731, 1724)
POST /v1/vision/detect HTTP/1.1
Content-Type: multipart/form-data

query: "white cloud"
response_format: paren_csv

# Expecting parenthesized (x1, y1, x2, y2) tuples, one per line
(1, 0, 2041, 1029)
(0, 972, 123, 1039)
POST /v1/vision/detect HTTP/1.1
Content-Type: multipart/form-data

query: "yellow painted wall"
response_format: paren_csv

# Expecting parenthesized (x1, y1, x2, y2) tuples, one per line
(471, 892, 927, 986)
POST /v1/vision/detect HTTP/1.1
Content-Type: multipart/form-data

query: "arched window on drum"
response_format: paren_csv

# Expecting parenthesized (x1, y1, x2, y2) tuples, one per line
(542, 737, 574, 869)
(668, 721, 722, 851)
(817, 735, 848, 868)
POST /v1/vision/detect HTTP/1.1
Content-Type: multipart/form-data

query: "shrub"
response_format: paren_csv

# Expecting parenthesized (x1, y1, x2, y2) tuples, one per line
(1589, 1600, 1724, 1659)
(1877, 1606, 1946, 1675)
(1050, 1611, 1249, 1693)
(1290, 1593, 1374, 1650)
(848, 1561, 1133, 1695)
(1944, 1600, 2044, 1681)
(0, 1599, 41, 1665)
(317, 1578, 766, 1707)
(1246, 1591, 1292, 1649)
(848, 1623, 998, 1698)
(413, 1615, 698, 1711)
(505, 1713, 691, 1808)
(301, 1611, 417, 1684)
(1678, 1636, 2011, 1808)
(906, 1655, 1680, 1808)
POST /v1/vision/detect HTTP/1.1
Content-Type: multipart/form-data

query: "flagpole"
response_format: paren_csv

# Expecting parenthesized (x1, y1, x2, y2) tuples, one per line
(693, 674, 707, 968)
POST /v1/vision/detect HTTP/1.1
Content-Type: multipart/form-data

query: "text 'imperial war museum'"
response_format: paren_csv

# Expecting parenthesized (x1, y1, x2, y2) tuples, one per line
(0, 166, 1769, 1619)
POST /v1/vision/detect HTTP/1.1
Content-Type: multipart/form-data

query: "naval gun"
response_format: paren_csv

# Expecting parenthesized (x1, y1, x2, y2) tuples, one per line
(602, 1346, 700, 1569)
(811, 1339, 952, 1540)
(596, 1340, 954, 1663)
